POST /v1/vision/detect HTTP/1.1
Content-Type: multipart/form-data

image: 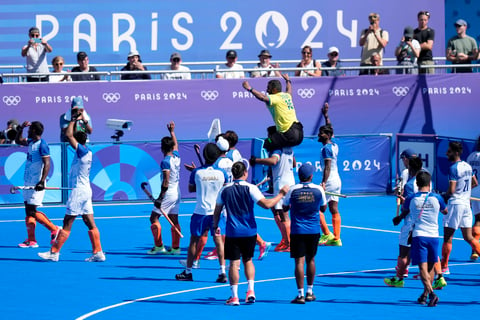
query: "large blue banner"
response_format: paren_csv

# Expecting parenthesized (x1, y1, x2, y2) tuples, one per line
(1, 74, 478, 144)
(1, 0, 444, 65)
(293, 135, 391, 193)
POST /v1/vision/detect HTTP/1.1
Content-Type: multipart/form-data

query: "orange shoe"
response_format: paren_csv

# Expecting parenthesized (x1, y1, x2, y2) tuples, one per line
(274, 240, 287, 252)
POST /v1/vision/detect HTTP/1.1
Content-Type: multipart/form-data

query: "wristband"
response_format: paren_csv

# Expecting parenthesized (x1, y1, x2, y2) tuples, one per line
(248, 88, 253, 93)
(286, 80, 291, 83)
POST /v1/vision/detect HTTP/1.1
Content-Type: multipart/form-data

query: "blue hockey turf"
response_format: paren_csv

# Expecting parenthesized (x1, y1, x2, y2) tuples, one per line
(1, 195, 479, 320)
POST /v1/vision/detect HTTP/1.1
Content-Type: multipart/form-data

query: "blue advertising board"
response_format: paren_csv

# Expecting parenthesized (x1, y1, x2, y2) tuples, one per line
(1, 0, 444, 65)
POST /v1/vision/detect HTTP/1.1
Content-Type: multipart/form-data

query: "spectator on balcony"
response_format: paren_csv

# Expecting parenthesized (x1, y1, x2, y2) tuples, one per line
(21, 27, 53, 82)
(71, 52, 100, 81)
(163, 52, 191, 80)
(321, 47, 345, 77)
(446, 19, 478, 73)
(395, 26, 420, 74)
(359, 13, 389, 75)
(216, 50, 245, 79)
(362, 52, 389, 76)
(49, 56, 72, 82)
(294, 45, 321, 77)
(120, 50, 151, 80)
(250, 50, 281, 78)
(414, 11, 435, 74)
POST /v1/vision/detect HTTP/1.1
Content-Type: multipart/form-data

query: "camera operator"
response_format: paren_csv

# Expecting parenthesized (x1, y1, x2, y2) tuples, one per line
(59, 97, 93, 143)
(395, 26, 420, 74)
(359, 13, 389, 75)
(0, 119, 19, 144)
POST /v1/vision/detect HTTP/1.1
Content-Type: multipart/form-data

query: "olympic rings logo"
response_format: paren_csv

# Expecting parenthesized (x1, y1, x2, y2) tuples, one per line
(102, 92, 121, 103)
(2, 96, 21, 106)
(392, 86, 409, 97)
(200, 90, 219, 101)
(297, 88, 315, 99)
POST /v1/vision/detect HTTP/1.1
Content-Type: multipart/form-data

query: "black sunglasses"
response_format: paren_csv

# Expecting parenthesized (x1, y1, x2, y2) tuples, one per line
(329, 52, 338, 57)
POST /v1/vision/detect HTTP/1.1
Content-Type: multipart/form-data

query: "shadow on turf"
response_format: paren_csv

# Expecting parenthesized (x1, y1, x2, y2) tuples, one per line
(100, 276, 216, 283)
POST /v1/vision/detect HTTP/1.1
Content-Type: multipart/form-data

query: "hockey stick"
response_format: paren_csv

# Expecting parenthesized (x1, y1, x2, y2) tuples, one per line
(471, 197, 480, 202)
(394, 177, 403, 217)
(140, 182, 184, 238)
(193, 144, 204, 167)
(255, 176, 270, 187)
(10, 186, 72, 194)
(325, 191, 347, 198)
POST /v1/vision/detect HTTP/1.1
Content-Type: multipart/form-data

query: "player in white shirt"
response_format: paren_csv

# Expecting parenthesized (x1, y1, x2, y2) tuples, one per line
(317, 103, 342, 246)
(216, 50, 245, 79)
(251, 147, 294, 252)
(147, 122, 182, 255)
(466, 136, 480, 260)
(38, 117, 105, 262)
(15, 121, 60, 248)
(176, 143, 228, 282)
(441, 141, 480, 274)
(404, 171, 447, 307)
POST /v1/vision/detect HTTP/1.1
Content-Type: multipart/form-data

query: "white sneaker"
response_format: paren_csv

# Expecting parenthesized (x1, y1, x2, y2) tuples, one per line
(179, 259, 200, 269)
(85, 251, 106, 262)
(38, 251, 59, 262)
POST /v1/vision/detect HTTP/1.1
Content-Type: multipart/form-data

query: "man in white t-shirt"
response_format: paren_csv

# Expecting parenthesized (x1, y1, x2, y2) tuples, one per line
(216, 50, 245, 79)
(163, 52, 191, 80)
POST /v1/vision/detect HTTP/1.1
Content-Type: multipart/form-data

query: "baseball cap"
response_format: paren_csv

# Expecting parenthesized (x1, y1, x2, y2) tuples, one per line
(216, 136, 230, 152)
(298, 163, 315, 181)
(226, 50, 237, 58)
(71, 96, 84, 109)
(77, 51, 88, 61)
(455, 19, 467, 27)
(7, 119, 19, 126)
(170, 52, 181, 60)
(403, 26, 414, 38)
(328, 46, 339, 54)
(400, 148, 416, 159)
(128, 50, 140, 58)
(258, 49, 272, 58)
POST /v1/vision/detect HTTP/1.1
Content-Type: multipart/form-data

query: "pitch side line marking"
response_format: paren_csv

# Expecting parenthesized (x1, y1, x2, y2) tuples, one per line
(75, 262, 477, 320)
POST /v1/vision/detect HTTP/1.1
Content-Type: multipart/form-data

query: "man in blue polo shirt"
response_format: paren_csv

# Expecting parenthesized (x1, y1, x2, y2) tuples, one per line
(213, 160, 289, 306)
(283, 163, 327, 304)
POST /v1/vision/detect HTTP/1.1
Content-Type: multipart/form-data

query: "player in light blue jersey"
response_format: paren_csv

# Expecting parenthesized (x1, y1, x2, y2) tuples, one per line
(404, 171, 447, 307)
(467, 136, 480, 260)
(176, 143, 228, 282)
(441, 141, 480, 274)
(15, 121, 60, 248)
(148, 121, 182, 255)
(213, 160, 289, 306)
(317, 103, 342, 246)
(38, 116, 105, 262)
(283, 163, 327, 304)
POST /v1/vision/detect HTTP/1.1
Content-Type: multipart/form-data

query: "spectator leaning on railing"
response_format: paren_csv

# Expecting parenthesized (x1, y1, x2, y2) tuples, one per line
(250, 49, 281, 78)
(163, 52, 191, 80)
(49, 56, 72, 82)
(295, 45, 321, 77)
(446, 19, 478, 73)
(71, 52, 100, 81)
(321, 47, 345, 77)
(120, 50, 151, 80)
(216, 50, 245, 79)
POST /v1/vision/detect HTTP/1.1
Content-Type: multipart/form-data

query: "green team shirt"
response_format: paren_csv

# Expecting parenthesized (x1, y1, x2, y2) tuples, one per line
(266, 92, 297, 133)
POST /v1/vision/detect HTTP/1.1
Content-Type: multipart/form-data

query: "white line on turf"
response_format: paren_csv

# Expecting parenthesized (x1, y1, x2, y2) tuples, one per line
(75, 262, 477, 320)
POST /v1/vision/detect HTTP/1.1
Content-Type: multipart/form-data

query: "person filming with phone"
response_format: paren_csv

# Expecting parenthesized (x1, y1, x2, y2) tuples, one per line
(21, 27, 52, 82)
(395, 26, 420, 74)
(359, 13, 389, 75)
